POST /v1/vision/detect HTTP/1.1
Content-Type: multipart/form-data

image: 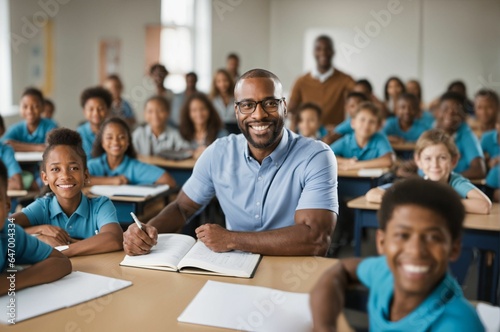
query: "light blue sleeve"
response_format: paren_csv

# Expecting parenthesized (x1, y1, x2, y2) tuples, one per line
(432, 302, 485, 332)
(461, 131, 484, 162)
(382, 117, 397, 136)
(87, 158, 104, 176)
(182, 143, 216, 206)
(334, 119, 352, 135)
(1, 122, 22, 142)
(1, 145, 22, 177)
(14, 224, 53, 265)
(374, 133, 394, 157)
(449, 174, 476, 198)
(356, 256, 388, 288)
(330, 136, 347, 157)
(93, 197, 119, 229)
(486, 165, 500, 189)
(21, 197, 50, 226)
(130, 159, 165, 184)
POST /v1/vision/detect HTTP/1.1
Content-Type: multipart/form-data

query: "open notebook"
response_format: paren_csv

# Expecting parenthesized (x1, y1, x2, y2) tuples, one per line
(89, 184, 170, 197)
(120, 234, 261, 278)
(0, 271, 132, 324)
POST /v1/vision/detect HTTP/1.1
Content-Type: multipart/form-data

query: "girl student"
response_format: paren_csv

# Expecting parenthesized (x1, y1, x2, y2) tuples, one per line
(366, 129, 492, 214)
(383, 76, 406, 117)
(209, 69, 238, 134)
(12, 128, 123, 256)
(88, 117, 176, 187)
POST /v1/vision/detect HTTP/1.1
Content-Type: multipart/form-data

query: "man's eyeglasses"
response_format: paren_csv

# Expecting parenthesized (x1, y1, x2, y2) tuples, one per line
(235, 98, 285, 114)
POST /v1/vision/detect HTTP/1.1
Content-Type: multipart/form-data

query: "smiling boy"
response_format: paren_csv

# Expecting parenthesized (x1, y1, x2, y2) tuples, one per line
(310, 179, 484, 331)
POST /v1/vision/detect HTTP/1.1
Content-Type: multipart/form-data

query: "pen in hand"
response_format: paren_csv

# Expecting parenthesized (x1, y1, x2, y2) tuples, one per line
(130, 212, 143, 230)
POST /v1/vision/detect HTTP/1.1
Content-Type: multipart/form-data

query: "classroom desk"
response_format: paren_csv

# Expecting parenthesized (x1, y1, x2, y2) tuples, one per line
(337, 168, 389, 199)
(138, 155, 196, 187)
(6, 252, 354, 332)
(347, 196, 500, 304)
(390, 142, 415, 160)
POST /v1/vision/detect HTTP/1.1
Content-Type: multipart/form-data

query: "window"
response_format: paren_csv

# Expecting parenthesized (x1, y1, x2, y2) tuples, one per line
(0, 0, 14, 116)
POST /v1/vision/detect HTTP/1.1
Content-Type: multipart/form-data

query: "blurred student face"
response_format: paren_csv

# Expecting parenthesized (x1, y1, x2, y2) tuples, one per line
(345, 97, 361, 118)
(103, 79, 122, 101)
(314, 39, 333, 69)
(474, 96, 498, 127)
(189, 99, 210, 128)
(102, 123, 129, 159)
(41, 145, 88, 202)
(436, 100, 464, 133)
(186, 75, 197, 91)
(376, 205, 460, 299)
(21, 95, 43, 125)
(406, 81, 420, 99)
(215, 72, 231, 94)
(387, 79, 403, 98)
(151, 67, 167, 86)
(226, 58, 239, 74)
(42, 103, 55, 119)
(351, 109, 380, 140)
(353, 84, 371, 97)
(83, 98, 109, 130)
(397, 99, 417, 126)
(145, 100, 169, 130)
(298, 109, 320, 138)
(415, 143, 457, 183)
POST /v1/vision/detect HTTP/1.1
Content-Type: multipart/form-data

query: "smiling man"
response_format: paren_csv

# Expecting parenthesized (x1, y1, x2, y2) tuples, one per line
(123, 69, 338, 256)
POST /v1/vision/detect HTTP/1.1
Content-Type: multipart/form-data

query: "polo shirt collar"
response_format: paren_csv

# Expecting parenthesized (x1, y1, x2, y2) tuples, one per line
(49, 192, 87, 218)
(146, 125, 168, 140)
(311, 66, 334, 83)
(243, 128, 289, 167)
(100, 154, 130, 174)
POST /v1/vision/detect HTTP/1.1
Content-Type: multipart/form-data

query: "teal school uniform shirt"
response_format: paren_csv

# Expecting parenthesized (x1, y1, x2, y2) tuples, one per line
(334, 117, 353, 136)
(357, 256, 485, 332)
(22, 193, 118, 239)
(76, 122, 96, 159)
(480, 130, 499, 158)
(87, 154, 165, 185)
(453, 123, 484, 173)
(486, 165, 500, 189)
(417, 111, 435, 128)
(0, 223, 52, 271)
(0, 144, 22, 178)
(330, 132, 393, 160)
(0, 118, 57, 144)
(383, 117, 429, 142)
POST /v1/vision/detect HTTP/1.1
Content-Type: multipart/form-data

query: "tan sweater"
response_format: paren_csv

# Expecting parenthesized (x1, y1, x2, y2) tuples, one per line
(289, 69, 355, 126)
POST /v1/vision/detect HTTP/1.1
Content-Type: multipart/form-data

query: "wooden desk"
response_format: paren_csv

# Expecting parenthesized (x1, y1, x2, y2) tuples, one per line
(391, 142, 415, 160)
(6, 252, 354, 332)
(7, 190, 28, 198)
(348, 196, 500, 304)
(138, 155, 196, 187)
(337, 168, 389, 199)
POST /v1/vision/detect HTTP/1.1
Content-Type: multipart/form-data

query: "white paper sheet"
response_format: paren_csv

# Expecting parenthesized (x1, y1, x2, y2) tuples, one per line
(178, 280, 312, 332)
(89, 184, 170, 197)
(0, 271, 132, 324)
(477, 302, 500, 332)
(357, 168, 385, 177)
(14, 152, 43, 162)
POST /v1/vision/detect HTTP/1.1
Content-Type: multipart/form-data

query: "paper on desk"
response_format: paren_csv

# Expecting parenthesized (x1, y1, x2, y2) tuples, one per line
(14, 152, 43, 162)
(0, 271, 132, 324)
(357, 168, 385, 177)
(89, 184, 170, 197)
(178, 280, 312, 332)
(477, 302, 500, 332)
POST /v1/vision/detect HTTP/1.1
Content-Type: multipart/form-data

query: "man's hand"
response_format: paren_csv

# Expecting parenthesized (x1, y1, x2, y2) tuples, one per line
(123, 223, 158, 255)
(195, 224, 232, 252)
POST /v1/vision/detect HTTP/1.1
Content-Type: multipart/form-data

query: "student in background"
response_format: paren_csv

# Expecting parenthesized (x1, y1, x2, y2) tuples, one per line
(366, 129, 492, 214)
(383, 76, 406, 117)
(0, 115, 22, 190)
(474, 89, 499, 136)
(481, 111, 500, 169)
(179, 93, 227, 159)
(353, 79, 386, 112)
(296, 103, 326, 140)
(448, 80, 474, 116)
(149, 63, 174, 104)
(435, 92, 486, 179)
(311, 179, 485, 332)
(405, 79, 434, 126)
(1, 87, 57, 152)
(103, 74, 136, 129)
(12, 128, 123, 256)
(170, 72, 198, 128)
(210, 69, 238, 134)
(226, 53, 240, 82)
(132, 96, 188, 155)
(330, 102, 394, 170)
(88, 117, 176, 187)
(42, 98, 55, 120)
(383, 93, 430, 143)
(76, 87, 112, 159)
(0, 160, 71, 294)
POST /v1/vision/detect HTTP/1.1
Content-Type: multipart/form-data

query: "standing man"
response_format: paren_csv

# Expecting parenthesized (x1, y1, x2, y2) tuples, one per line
(289, 35, 355, 131)
(123, 69, 338, 257)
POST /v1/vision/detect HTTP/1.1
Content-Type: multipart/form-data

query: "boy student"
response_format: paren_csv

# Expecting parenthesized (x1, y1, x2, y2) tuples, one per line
(330, 102, 394, 170)
(103, 74, 136, 129)
(310, 179, 485, 331)
(77, 86, 112, 159)
(435, 92, 486, 180)
(1, 87, 57, 152)
(0, 160, 71, 295)
(296, 103, 327, 139)
(0, 116, 22, 190)
(383, 93, 430, 143)
(474, 89, 499, 135)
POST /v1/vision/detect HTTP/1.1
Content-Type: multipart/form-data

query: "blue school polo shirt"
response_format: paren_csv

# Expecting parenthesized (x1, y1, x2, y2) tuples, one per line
(87, 154, 165, 185)
(330, 132, 393, 160)
(182, 129, 338, 232)
(76, 122, 96, 159)
(383, 117, 429, 142)
(0, 223, 52, 272)
(416, 111, 435, 128)
(486, 165, 500, 189)
(453, 123, 484, 173)
(1, 118, 57, 144)
(22, 193, 118, 239)
(0, 144, 22, 178)
(480, 130, 499, 158)
(334, 117, 353, 136)
(357, 256, 485, 332)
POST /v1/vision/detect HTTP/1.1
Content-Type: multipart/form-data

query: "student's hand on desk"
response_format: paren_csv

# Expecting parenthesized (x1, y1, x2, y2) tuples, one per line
(338, 158, 357, 171)
(112, 175, 128, 185)
(37, 234, 67, 247)
(35, 225, 71, 244)
(123, 223, 158, 255)
(195, 224, 232, 252)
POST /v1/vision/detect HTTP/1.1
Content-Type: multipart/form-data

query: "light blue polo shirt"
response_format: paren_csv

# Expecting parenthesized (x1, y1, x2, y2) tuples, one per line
(0, 143, 22, 178)
(480, 130, 499, 158)
(453, 123, 484, 173)
(416, 111, 435, 128)
(1, 118, 57, 144)
(383, 117, 429, 142)
(87, 154, 165, 185)
(0, 223, 53, 272)
(330, 132, 393, 160)
(334, 117, 353, 136)
(182, 129, 338, 232)
(76, 121, 96, 159)
(486, 165, 500, 189)
(22, 193, 119, 239)
(357, 256, 485, 332)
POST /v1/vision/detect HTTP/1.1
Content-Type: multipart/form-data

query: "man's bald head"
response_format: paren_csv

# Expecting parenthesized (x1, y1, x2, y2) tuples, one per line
(235, 69, 283, 97)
